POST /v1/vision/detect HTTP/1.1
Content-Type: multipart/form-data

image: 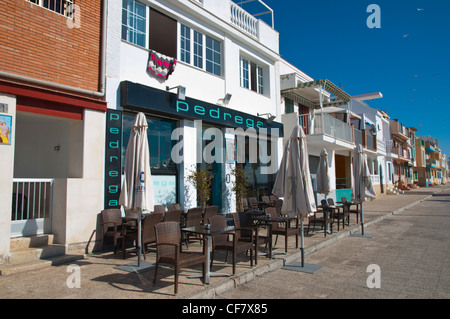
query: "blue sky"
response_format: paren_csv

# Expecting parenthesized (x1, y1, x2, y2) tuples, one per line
(238, 0, 450, 158)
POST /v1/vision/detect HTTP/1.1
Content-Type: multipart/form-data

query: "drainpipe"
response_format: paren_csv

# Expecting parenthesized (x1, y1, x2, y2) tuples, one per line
(0, 0, 107, 98)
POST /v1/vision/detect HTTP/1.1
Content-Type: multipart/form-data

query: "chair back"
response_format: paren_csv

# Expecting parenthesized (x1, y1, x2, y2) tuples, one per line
(232, 212, 250, 241)
(321, 199, 328, 206)
(274, 199, 283, 216)
(248, 197, 258, 210)
(167, 203, 182, 212)
(101, 208, 122, 233)
(265, 206, 278, 218)
(209, 215, 229, 246)
(341, 197, 348, 204)
(327, 198, 335, 206)
(269, 195, 277, 203)
(241, 198, 249, 211)
(203, 206, 219, 224)
(261, 196, 271, 205)
(153, 205, 166, 214)
(164, 209, 182, 223)
(186, 207, 203, 228)
(154, 221, 181, 258)
(142, 212, 163, 243)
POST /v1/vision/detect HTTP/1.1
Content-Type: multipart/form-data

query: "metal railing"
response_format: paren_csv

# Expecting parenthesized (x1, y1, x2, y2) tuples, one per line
(230, 1, 259, 38)
(12, 179, 53, 222)
(27, 0, 74, 17)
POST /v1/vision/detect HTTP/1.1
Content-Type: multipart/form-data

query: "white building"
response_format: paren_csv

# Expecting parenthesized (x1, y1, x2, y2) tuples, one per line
(278, 59, 356, 204)
(346, 94, 394, 196)
(105, 0, 283, 214)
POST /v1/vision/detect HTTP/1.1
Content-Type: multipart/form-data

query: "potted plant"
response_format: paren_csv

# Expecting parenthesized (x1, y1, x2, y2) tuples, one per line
(186, 165, 214, 209)
(231, 165, 249, 212)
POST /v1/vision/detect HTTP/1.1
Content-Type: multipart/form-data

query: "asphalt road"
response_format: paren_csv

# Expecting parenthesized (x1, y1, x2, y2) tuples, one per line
(219, 192, 450, 299)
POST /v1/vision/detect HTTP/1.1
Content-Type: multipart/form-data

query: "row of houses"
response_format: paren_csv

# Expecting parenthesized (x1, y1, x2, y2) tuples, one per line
(0, 0, 447, 260)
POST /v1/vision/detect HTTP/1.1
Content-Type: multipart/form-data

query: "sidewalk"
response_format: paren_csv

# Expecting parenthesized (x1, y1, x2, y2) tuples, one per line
(0, 185, 447, 299)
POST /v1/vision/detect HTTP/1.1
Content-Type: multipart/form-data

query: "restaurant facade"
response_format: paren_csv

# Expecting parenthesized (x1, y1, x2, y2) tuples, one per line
(104, 0, 284, 214)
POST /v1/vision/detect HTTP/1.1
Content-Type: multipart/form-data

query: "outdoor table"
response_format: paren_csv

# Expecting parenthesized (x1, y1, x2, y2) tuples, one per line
(252, 215, 290, 259)
(245, 210, 265, 225)
(181, 224, 235, 284)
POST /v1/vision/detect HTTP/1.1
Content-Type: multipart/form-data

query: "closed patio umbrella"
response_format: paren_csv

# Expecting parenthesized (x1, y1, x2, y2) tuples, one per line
(118, 112, 154, 271)
(273, 125, 321, 273)
(351, 144, 376, 237)
(316, 148, 332, 233)
(316, 148, 331, 197)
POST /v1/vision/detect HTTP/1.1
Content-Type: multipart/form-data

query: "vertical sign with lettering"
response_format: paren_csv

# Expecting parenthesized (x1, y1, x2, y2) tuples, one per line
(104, 109, 122, 209)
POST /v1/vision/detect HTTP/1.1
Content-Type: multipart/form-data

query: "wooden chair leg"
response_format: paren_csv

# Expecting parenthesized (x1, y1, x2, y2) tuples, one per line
(153, 262, 159, 284)
(285, 235, 288, 253)
(174, 265, 179, 295)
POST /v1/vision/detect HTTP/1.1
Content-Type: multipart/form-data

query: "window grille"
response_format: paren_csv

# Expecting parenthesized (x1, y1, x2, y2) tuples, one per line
(27, 0, 74, 17)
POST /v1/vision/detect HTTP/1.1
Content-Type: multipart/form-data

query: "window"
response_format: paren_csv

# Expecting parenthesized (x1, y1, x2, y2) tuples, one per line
(240, 57, 265, 94)
(180, 25, 191, 64)
(27, 0, 74, 17)
(149, 8, 177, 57)
(179, 24, 222, 76)
(206, 36, 221, 76)
(122, 113, 177, 173)
(122, 0, 146, 48)
(193, 31, 203, 69)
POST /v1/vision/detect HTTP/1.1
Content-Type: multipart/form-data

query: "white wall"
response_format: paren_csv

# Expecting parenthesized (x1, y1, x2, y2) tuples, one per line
(14, 112, 83, 178)
(52, 109, 105, 248)
(0, 94, 16, 259)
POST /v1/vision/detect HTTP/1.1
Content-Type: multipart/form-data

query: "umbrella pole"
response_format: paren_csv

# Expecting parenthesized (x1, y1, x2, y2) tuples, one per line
(351, 200, 374, 238)
(138, 209, 142, 267)
(360, 202, 365, 236)
(300, 217, 305, 267)
(282, 216, 322, 273)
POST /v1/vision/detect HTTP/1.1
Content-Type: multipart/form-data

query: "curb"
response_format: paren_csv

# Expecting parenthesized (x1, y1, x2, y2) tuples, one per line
(184, 192, 438, 299)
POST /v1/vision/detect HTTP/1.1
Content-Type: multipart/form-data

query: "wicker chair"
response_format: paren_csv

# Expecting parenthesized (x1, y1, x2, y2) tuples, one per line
(307, 203, 334, 237)
(248, 197, 259, 210)
(210, 214, 254, 275)
(261, 196, 272, 207)
(327, 198, 349, 230)
(184, 207, 204, 248)
(274, 199, 283, 216)
(122, 212, 164, 259)
(167, 203, 182, 211)
(203, 206, 219, 225)
(153, 205, 166, 214)
(101, 209, 125, 254)
(266, 207, 299, 253)
(240, 198, 250, 212)
(164, 209, 182, 223)
(153, 222, 207, 295)
(341, 197, 360, 223)
(233, 212, 268, 264)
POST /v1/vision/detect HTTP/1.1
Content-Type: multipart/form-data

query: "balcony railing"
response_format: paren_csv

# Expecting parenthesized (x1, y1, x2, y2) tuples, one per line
(230, 1, 259, 38)
(299, 113, 353, 144)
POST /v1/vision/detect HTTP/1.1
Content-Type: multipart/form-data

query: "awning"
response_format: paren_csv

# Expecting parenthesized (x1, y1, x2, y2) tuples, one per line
(282, 79, 352, 109)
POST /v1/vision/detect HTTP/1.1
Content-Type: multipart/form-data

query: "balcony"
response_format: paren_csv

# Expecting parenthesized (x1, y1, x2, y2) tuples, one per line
(299, 113, 353, 145)
(390, 120, 409, 141)
(392, 146, 411, 161)
(194, 0, 278, 51)
(426, 159, 440, 168)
